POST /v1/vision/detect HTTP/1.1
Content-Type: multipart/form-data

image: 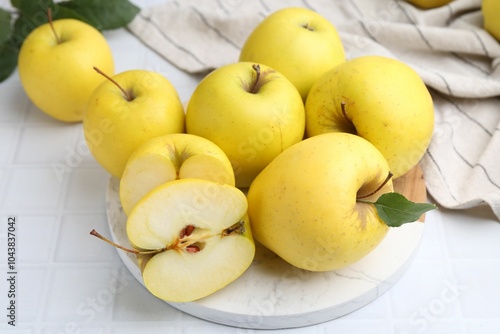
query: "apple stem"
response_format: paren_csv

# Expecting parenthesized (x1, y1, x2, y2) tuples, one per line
(90, 229, 163, 255)
(341, 102, 350, 122)
(250, 64, 261, 94)
(222, 220, 245, 236)
(93, 66, 135, 101)
(357, 171, 394, 200)
(302, 22, 314, 31)
(47, 8, 61, 44)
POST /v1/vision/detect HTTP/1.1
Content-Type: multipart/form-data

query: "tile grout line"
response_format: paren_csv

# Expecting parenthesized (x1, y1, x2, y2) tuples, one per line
(33, 117, 79, 330)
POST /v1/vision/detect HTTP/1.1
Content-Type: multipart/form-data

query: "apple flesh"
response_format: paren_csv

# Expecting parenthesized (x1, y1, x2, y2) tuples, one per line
(247, 133, 393, 272)
(119, 133, 235, 215)
(127, 178, 255, 302)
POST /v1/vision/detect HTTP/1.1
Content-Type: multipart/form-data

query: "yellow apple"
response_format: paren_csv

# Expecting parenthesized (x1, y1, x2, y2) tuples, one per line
(186, 62, 305, 188)
(126, 178, 255, 302)
(83, 69, 185, 178)
(406, 0, 453, 8)
(305, 55, 434, 178)
(18, 18, 114, 122)
(119, 133, 235, 215)
(247, 132, 393, 272)
(239, 7, 345, 101)
(482, 0, 500, 41)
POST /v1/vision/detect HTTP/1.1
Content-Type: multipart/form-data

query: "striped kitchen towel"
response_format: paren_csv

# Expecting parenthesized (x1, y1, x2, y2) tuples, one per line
(128, 0, 500, 221)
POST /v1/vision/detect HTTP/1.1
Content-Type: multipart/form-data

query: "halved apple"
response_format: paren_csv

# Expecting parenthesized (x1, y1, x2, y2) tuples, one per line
(120, 133, 235, 215)
(126, 178, 255, 302)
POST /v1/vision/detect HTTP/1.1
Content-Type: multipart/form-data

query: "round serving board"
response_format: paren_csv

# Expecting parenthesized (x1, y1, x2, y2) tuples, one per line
(106, 165, 428, 329)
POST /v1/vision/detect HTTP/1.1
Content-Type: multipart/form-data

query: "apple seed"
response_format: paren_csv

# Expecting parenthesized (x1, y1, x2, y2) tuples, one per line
(179, 224, 196, 239)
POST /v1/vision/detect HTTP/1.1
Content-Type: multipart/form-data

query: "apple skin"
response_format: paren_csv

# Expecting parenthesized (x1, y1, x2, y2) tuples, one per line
(18, 19, 114, 122)
(185, 62, 305, 188)
(247, 132, 393, 272)
(406, 0, 453, 8)
(83, 70, 185, 178)
(239, 7, 345, 101)
(482, 0, 500, 41)
(127, 178, 255, 302)
(119, 133, 236, 215)
(305, 55, 434, 178)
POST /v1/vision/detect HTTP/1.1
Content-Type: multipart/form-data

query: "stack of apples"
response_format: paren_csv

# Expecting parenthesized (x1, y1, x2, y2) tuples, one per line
(19, 7, 438, 303)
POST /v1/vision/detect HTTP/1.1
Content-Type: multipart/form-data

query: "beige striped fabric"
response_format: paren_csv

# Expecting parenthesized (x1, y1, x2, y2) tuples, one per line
(128, 0, 500, 220)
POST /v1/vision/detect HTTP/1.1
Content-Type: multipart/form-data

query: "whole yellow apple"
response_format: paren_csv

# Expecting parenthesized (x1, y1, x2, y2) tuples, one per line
(18, 19, 114, 122)
(239, 7, 345, 101)
(406, 0, 453, 8)
(120, 133, 236, 215)
(247, 132, 393, 272)
(482, 0, 500, 41)
(305, 55, 434, 178)
(186, 62, 305, 188)
(83, 69, 185, 178)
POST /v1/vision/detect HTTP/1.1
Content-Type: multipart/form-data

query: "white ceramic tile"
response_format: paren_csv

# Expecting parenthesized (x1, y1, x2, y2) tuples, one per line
(14, 125, 78, 165)
(64, 168, 109, 211)
(393, 318, 466, 334)
(0, 127, 19, 166)
(465, 320, 500, 334)
(17, 266, 47, 323)
(346, 290, 391, 319)
(41, 324, 106, 334)
(0, 86, 29, 123)
(410, 210, 446, 261)
(109, 324, 182, 334)
(452, 260, 500, 319)
(112, 274, 179, 322)
(2, 168, 63, 211)
(71, 127, 102, 167)
(0, 325, 33, 334)
(0, 168, 5, 198)
(17, 215, 58, 263)
(389, 261, 461, 321)
(24, 103, 61, 124)
(43, 266, 116, 322)
(441, 208, 500, 260)
(104, 29, 144, 73)
(314, 319, 392, 334)
(54, 214, 116, 263)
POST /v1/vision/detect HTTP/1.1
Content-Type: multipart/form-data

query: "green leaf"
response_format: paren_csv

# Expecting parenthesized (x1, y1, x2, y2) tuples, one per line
(0, 42, 18, 82)
(59, 0, 140, 30)
(0, 8, 11, 45)
(1, 0, 140, 83)
(367, 192, 437, 227)
(10, 0, 21, 9)
(0, 7, 18, 82)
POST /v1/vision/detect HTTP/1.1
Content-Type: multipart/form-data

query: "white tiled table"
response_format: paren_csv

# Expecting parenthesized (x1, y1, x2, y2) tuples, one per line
(1, 1, 500, 333)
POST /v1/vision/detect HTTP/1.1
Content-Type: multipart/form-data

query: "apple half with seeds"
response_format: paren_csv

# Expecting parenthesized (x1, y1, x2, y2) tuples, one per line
(126, 178, 255, 302)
